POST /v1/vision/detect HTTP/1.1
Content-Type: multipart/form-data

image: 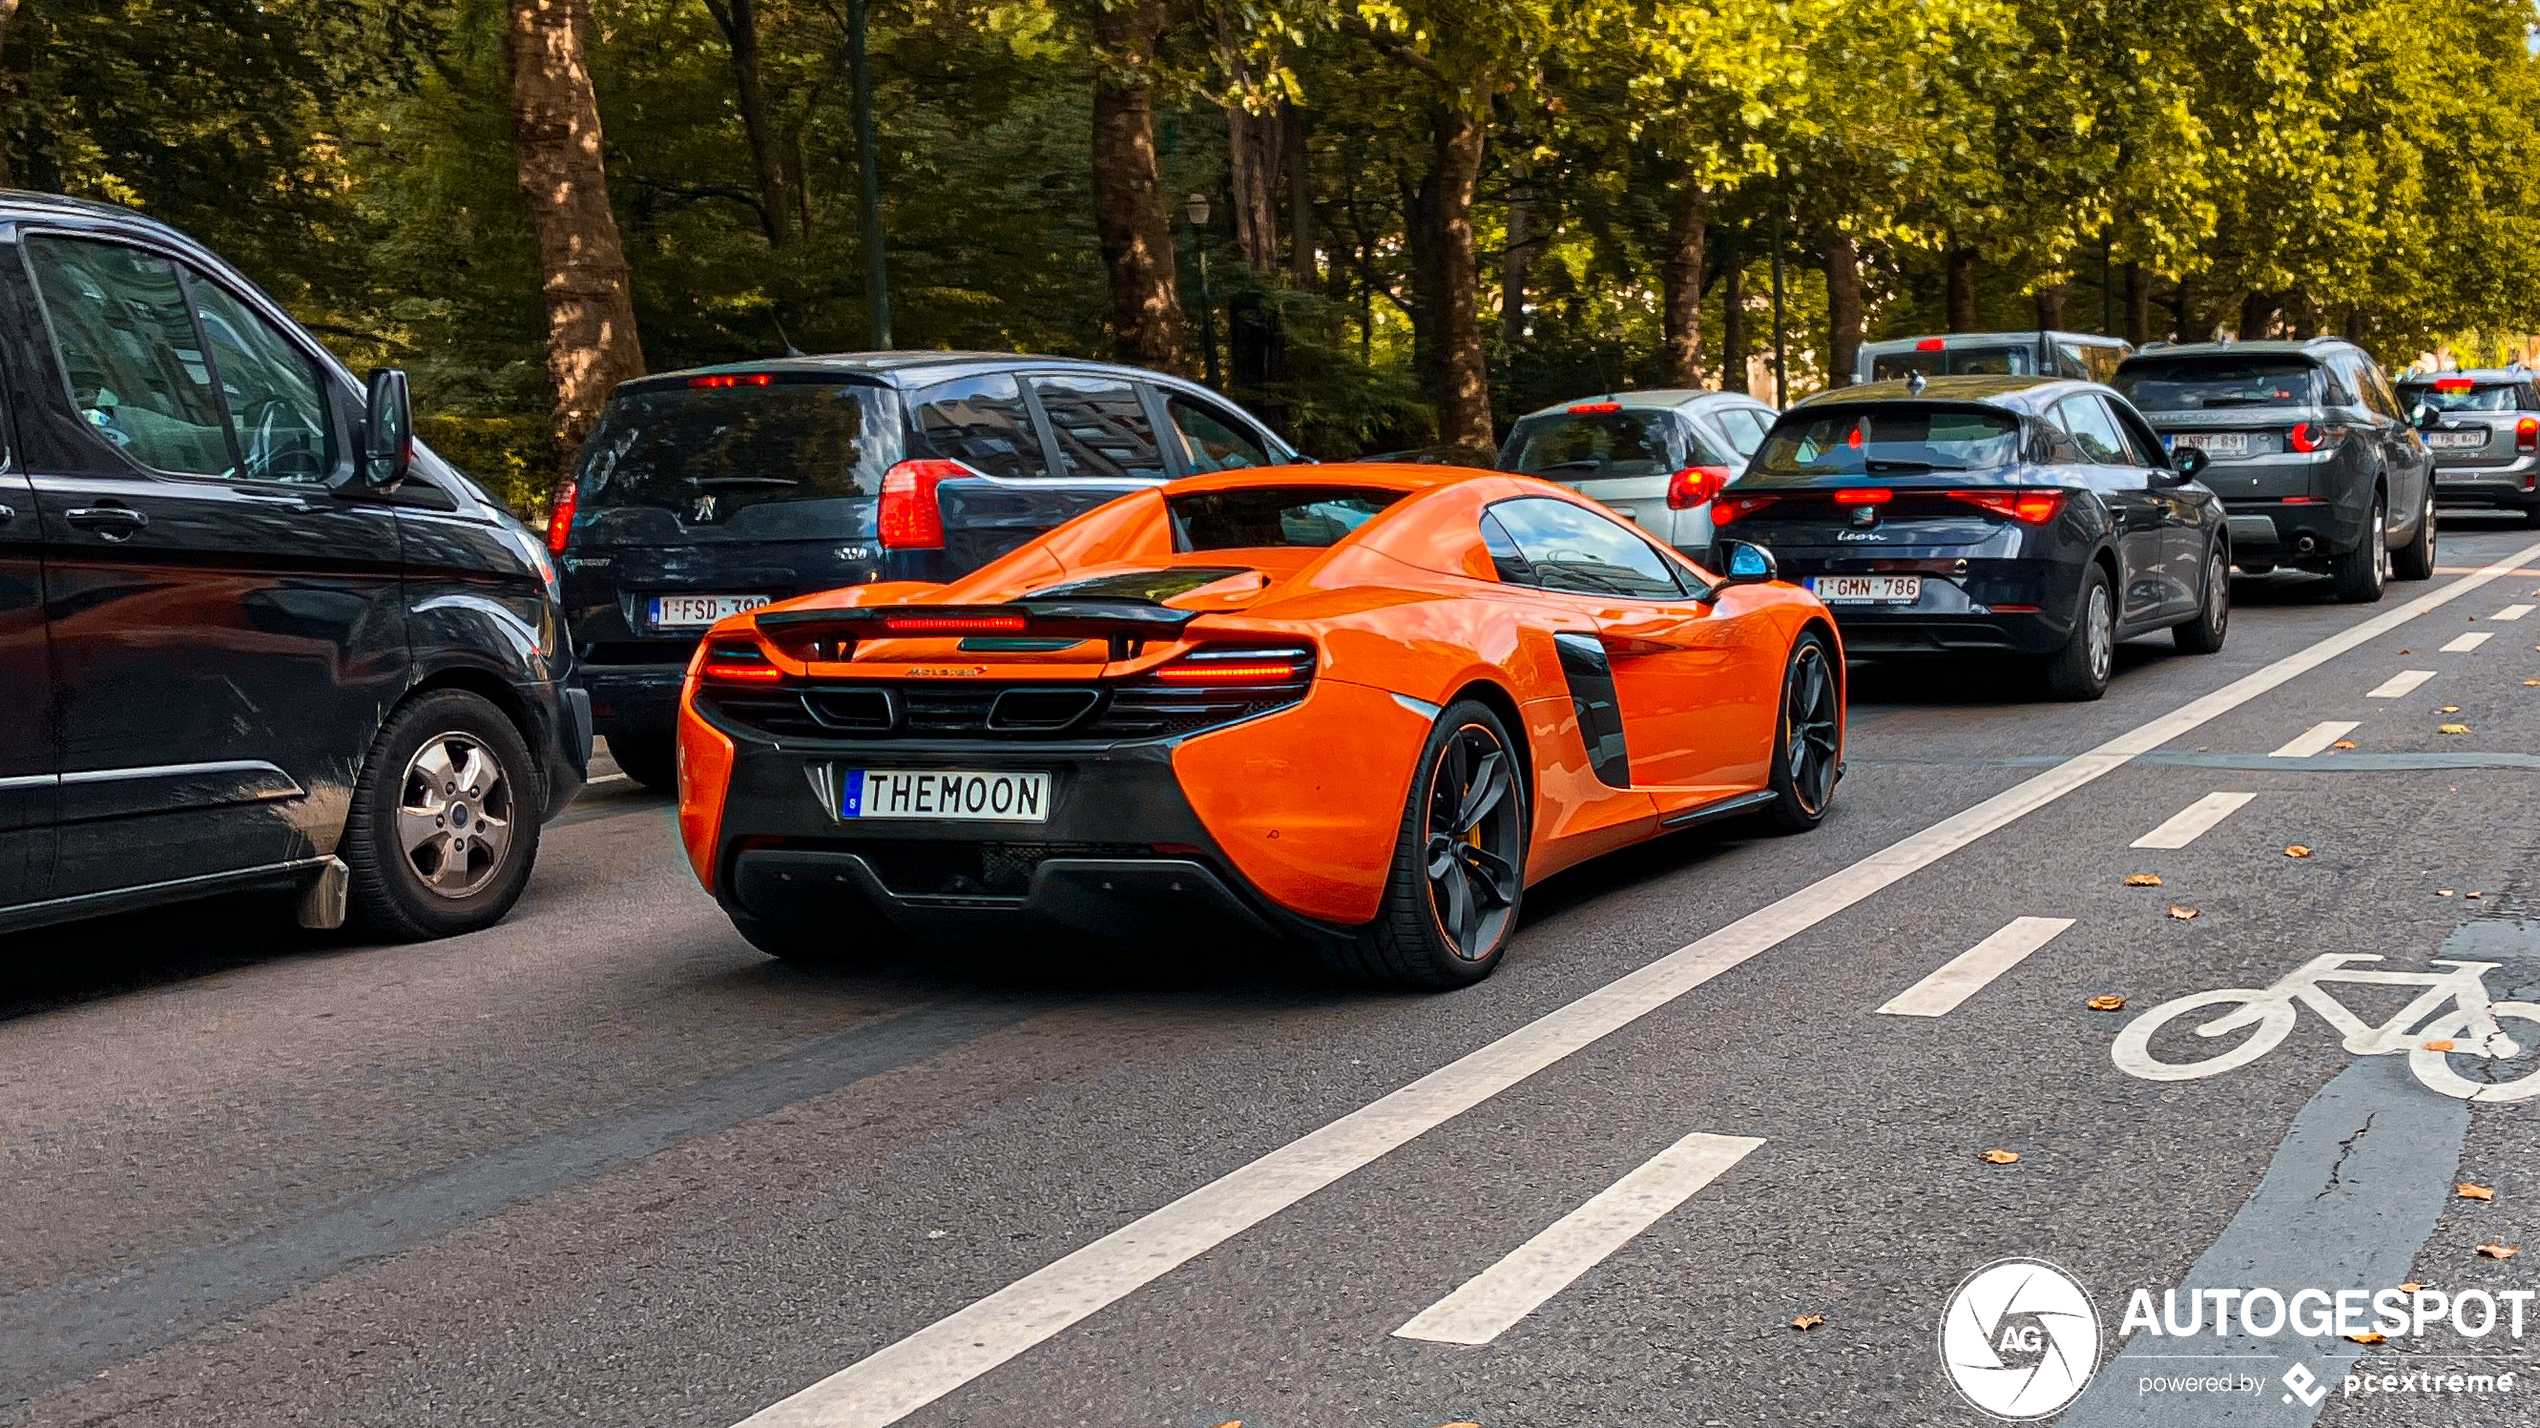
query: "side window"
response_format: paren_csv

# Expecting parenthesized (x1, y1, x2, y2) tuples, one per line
(188, 275, 331, 484)
(1163, 395, 1271, 473)
(913, 373, 1050, 478)
(1029, 374, 1167, 480)
(2319, 356, 2360, 408)
(24, 235, 231, 476)
(1478, 511, 1533, 584)
(2361, 362, 2405, 421)
(2055, 395, 2130, 465)
(2104, 400, 2163, 466)
(1714, 407, 1769, 460)
(1487, 496, 1689, 599)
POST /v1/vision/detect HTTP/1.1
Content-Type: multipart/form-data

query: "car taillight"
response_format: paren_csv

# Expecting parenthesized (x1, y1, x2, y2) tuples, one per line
(874, 611, 1029, 634)
(2288, 421, 2327, 454)
(698, 639, 784, 684)
(2435, 377, 2474, 393)
(1567, 401, 1622, 414)
(1834, 487, 1893, 505)
(1915, 337, 1946, 352)
(2517, 417, 2537, 454)
(689, 373, 776, 389)
(879, 459, 962, 550)
(1950, 489, 2067, 524)
(546, 477, 578, 555)
(1711, 495, 1778, 524)
(1666, 465, 1735, 510)
(1151, 645, 1315, 684)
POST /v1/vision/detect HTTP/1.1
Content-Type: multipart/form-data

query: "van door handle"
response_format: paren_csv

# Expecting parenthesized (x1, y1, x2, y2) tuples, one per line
(65, 505, 148, 538)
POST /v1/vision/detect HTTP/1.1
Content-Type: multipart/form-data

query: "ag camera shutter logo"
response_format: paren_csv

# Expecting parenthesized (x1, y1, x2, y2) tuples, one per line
(1939, 1258, 2104, 1419)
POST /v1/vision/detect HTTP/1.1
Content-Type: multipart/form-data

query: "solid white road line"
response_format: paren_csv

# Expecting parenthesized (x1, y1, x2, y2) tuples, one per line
(2493, 604, 2534, 622)
(730, 538, 2540, 1428)
(2269, 721, 2361, 758)
(2441, 631, 2493, 653)
(2366, 670, 2437, 699)
(2131, 791, 2259, 850)
(1875, 917, 2076, 1018)
(1390, 1131, 1765, 1347)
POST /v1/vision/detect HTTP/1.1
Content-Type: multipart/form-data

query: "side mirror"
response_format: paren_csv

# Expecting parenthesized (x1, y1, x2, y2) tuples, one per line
(359, 368, 413, 490)
(2171, 445, 2211, 482)
(1718, 538, 1777, 584)
(2411, 403, 2439, 430)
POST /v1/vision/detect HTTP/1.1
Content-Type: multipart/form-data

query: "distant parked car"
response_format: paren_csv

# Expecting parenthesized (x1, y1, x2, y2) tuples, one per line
(1714, 376, 2229, 700)
(2113, 338, 2436, 600)
(2392, 369, 2540, 527)
(0, 193, 588, 940)
(1857, 331, 2132, 386)
(1496, 390, 1778, 561)
(553, 353, 1301, 790)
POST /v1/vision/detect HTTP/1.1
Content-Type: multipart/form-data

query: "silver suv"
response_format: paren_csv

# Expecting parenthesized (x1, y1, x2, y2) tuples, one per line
(1856, 331, 2132, 385)
(1496, 390, 1778, 560)
(2392, 369, 2540, 528)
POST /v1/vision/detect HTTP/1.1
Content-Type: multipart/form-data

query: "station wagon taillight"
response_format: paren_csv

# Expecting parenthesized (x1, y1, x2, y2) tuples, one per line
(1950, 489, 2067, 524)
(545, 478, 578, 555)
(878, 459, 962, 550)
(2518, 417, 2537, 454)
(1666, 465, 1735, 509)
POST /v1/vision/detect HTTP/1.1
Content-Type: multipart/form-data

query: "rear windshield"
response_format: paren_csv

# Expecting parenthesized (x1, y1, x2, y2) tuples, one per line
(1869, 346, 2036, 381)
(2396, 380, 2532, 414)
(1168, 486, 1403, 550)
(1751, 407, 2025, 478)
(2114, 357, 2323, 412)
(1499, 409, 1702, 478)
(576, 378, 900, 524)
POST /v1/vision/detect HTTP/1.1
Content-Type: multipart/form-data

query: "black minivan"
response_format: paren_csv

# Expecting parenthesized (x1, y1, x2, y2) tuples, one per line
(0, 193, 588, 941)
(555, 353, 1299, 789)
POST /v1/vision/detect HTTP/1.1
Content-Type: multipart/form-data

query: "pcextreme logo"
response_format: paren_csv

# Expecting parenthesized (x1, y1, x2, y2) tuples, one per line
(1939, 1258, 2104, 1420)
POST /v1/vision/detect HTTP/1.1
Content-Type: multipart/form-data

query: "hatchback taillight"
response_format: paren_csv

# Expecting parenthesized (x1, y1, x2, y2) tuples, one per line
(1666, 465, 1736, 510)
(1711, 495, 1778, 524)
(546, 478, 578, 555)
(879, 459, 963, 550)
(2517, 417, 2537, 454)
(1950, 489, 2066, 524)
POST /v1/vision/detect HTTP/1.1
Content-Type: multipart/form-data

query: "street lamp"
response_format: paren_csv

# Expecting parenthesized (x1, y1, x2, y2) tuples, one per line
(1184, 192, 1221, 388)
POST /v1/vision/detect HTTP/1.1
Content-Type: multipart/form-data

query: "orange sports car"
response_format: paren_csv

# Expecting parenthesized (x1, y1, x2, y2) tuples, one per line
(674, 465, 1844, 987)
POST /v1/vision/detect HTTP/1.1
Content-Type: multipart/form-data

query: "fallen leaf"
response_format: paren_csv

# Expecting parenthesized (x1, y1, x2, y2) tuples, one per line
(2168, 904, 2200, 921)
(2438, 889, 2458, 898)
(2440, 723, 2472, 735)
(1791, 1314, 1826, 1331)
(2124, 872, 2164, 887)
(2086, 994, 2128, 1011)
(2332, 739, 2359, 749)
(2441, 705, 2462, 714)
(2347, 1331, 2387, 1345)
(2478, 1244, 2520, 1261)
(1981, 1149, 2022, 1165)
(925, 1228, 948, 1240)
(2400, 1282, 2425, 1293)
(2285, 844, 2313, 858)
(2425, 1039, 2458, 1052)
(2525, 679, 2539, 687)
(2459, 1184, 2497, 1201)
(2470, 891, 2486, 899)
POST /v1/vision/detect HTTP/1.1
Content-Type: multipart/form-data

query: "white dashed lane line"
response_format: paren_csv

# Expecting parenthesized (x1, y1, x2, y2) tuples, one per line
(2131, 791, 2258, 850)
(2440, 631, 2493, 653)
(1875, 917, 2077, 1018)
(2366, 670, 2436, 699)
(2492, 603, 2533, 622)
(2270, 721, 2361, 758)
(1390, 1132, 1765, 1347)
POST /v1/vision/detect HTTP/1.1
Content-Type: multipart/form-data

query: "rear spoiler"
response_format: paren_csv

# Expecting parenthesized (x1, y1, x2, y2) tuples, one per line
(755, 600, 1196, 660)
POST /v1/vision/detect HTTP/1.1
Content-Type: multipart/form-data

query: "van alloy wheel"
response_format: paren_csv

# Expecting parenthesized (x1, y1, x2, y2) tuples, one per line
(397, 732, 515, 899)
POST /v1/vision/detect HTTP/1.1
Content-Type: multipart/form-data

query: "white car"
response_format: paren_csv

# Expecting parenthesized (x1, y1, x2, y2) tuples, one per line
(1497, 389, 1779, 560)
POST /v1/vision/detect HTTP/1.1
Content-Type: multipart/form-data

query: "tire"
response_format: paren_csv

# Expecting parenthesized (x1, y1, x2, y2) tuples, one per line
(730, 912, 871, 966)
(2110, 991, 2298, 1082)
(344, 689, 543, 940)
(2392, 487, 2436, 582)
(2236, 561, 2276, 575)
(2172, 546, 2231, 654)
(2043, 564, 2116, 701)
(606, 732, 679, 793)
(2408, 1002, 2540, 1103)
(2330, 493, 2389, 603)
(1325, 700, 1527, 990)
(2522, 503, 2540, 530)
(1758, 631, 1841, 833)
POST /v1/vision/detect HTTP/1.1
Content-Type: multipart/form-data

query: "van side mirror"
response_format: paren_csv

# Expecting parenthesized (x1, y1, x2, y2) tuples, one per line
(2171, 445, 2211, 481)
(359, 368, 413, 490)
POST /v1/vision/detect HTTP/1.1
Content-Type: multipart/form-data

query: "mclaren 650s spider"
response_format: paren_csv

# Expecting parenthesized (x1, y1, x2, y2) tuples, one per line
(675, 464, 1844, 988)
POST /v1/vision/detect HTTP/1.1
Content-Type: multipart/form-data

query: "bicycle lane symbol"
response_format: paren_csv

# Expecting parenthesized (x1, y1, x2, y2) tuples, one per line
(2112, 953, 2540, 1102)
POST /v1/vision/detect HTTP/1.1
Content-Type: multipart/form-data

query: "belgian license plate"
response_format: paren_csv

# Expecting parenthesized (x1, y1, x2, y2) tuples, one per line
(650, 593, 770, 629)
(2431, 430, 2489, 450)
(2171, 432, 2251, 457)
(1809, 575, 1922, 605)
(840, 769, 1052, 823)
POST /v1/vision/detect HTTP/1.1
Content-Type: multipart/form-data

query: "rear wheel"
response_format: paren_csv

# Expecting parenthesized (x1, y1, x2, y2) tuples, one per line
(2523, 502, 2540, 530)
(2172, 546, 2231, 654)
(2043, 565, 2116, 701)
(605, 732, 679, 793)
(2331, 494, 2389, 603)
(2393, 488, 2437, 582)
(1328, 700, 1526, 989)
(1758, 632, 1840, 833)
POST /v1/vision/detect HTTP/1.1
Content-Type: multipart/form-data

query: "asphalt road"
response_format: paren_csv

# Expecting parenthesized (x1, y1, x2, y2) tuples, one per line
(7, 517, 2540, 1428)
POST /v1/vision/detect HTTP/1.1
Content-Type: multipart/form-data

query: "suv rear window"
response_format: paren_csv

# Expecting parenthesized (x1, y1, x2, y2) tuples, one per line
(2395, 379, 2534, 414)
(1870, 345, 2036, 381)
(2114, 357, 2324, 412)
(1751, 407, 2025, 478)
(1168, 486, 1403, 550)
(576, 378, 899, 525)
(1500, 409, 1702, 478)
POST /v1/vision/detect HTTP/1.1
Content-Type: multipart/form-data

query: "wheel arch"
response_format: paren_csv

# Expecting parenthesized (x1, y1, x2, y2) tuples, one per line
(1440, 676, 1536, 832)
(396, 665, 547, 799)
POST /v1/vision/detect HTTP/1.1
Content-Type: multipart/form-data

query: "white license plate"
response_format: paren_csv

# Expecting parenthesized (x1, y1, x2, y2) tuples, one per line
(650, 593, 771, 629)
(2170, 432, 2251, 457)
(2431, 430, 2489, 450)
(1808, 575, 1922, 605)
(839, 769, 1052, 823)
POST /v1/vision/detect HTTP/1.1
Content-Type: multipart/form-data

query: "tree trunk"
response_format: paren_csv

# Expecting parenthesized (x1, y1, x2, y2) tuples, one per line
(1823, 232, 1862, 389)
(1720, 230, 1748, 393)
(1413, 108, 1491, 456)
(702, 0, 798, 248)
(1223, 101, 1282, 272)
(508, 0, 646, 473)
(1283, 101, 1316, 287)
(2239, 288, 2279, 340)
(1089, 0, 1189, 373)
(2173, 276, 2195, 343)
(1945, 244, 1978, 331)
(1502, 148, 1535, 352)
(1658, 171, 1705, 388)
(2124, 262, 2149, 346)
(2034, 283, 2065, 331)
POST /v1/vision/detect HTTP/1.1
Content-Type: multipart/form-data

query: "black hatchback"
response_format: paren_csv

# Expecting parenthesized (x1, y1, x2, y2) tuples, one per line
(553, 353, 1299, 788)
(1713, 376, 2231, 700)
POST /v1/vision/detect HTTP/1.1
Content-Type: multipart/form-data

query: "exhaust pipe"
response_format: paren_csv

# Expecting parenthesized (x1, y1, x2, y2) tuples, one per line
(2295, 534, 2318, 554)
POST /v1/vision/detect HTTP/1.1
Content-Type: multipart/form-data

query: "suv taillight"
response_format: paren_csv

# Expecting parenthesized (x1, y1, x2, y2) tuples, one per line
(2288, 421, 2328, 454)
(2517, 417, 2537, 454)
(546, 478, 578, 555)
(879, 459, 963, 550)
(1666, 465, 1735, 510)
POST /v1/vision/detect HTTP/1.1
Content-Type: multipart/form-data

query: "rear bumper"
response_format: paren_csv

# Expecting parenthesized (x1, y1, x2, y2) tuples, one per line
(2433, 456, 2540, 507)
(1762, 553, 2083, 656)
(2219, 498, 2367, 561)
(583, 662, 689, 736)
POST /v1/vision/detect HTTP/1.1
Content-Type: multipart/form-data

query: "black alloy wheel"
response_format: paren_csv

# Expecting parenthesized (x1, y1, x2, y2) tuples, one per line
(1330, 699, 1528, 989)
(1759, 631, 1841, 833)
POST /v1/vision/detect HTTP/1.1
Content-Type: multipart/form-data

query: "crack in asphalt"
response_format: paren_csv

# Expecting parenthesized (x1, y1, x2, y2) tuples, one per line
(2314, 1111, 2377, 1202)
